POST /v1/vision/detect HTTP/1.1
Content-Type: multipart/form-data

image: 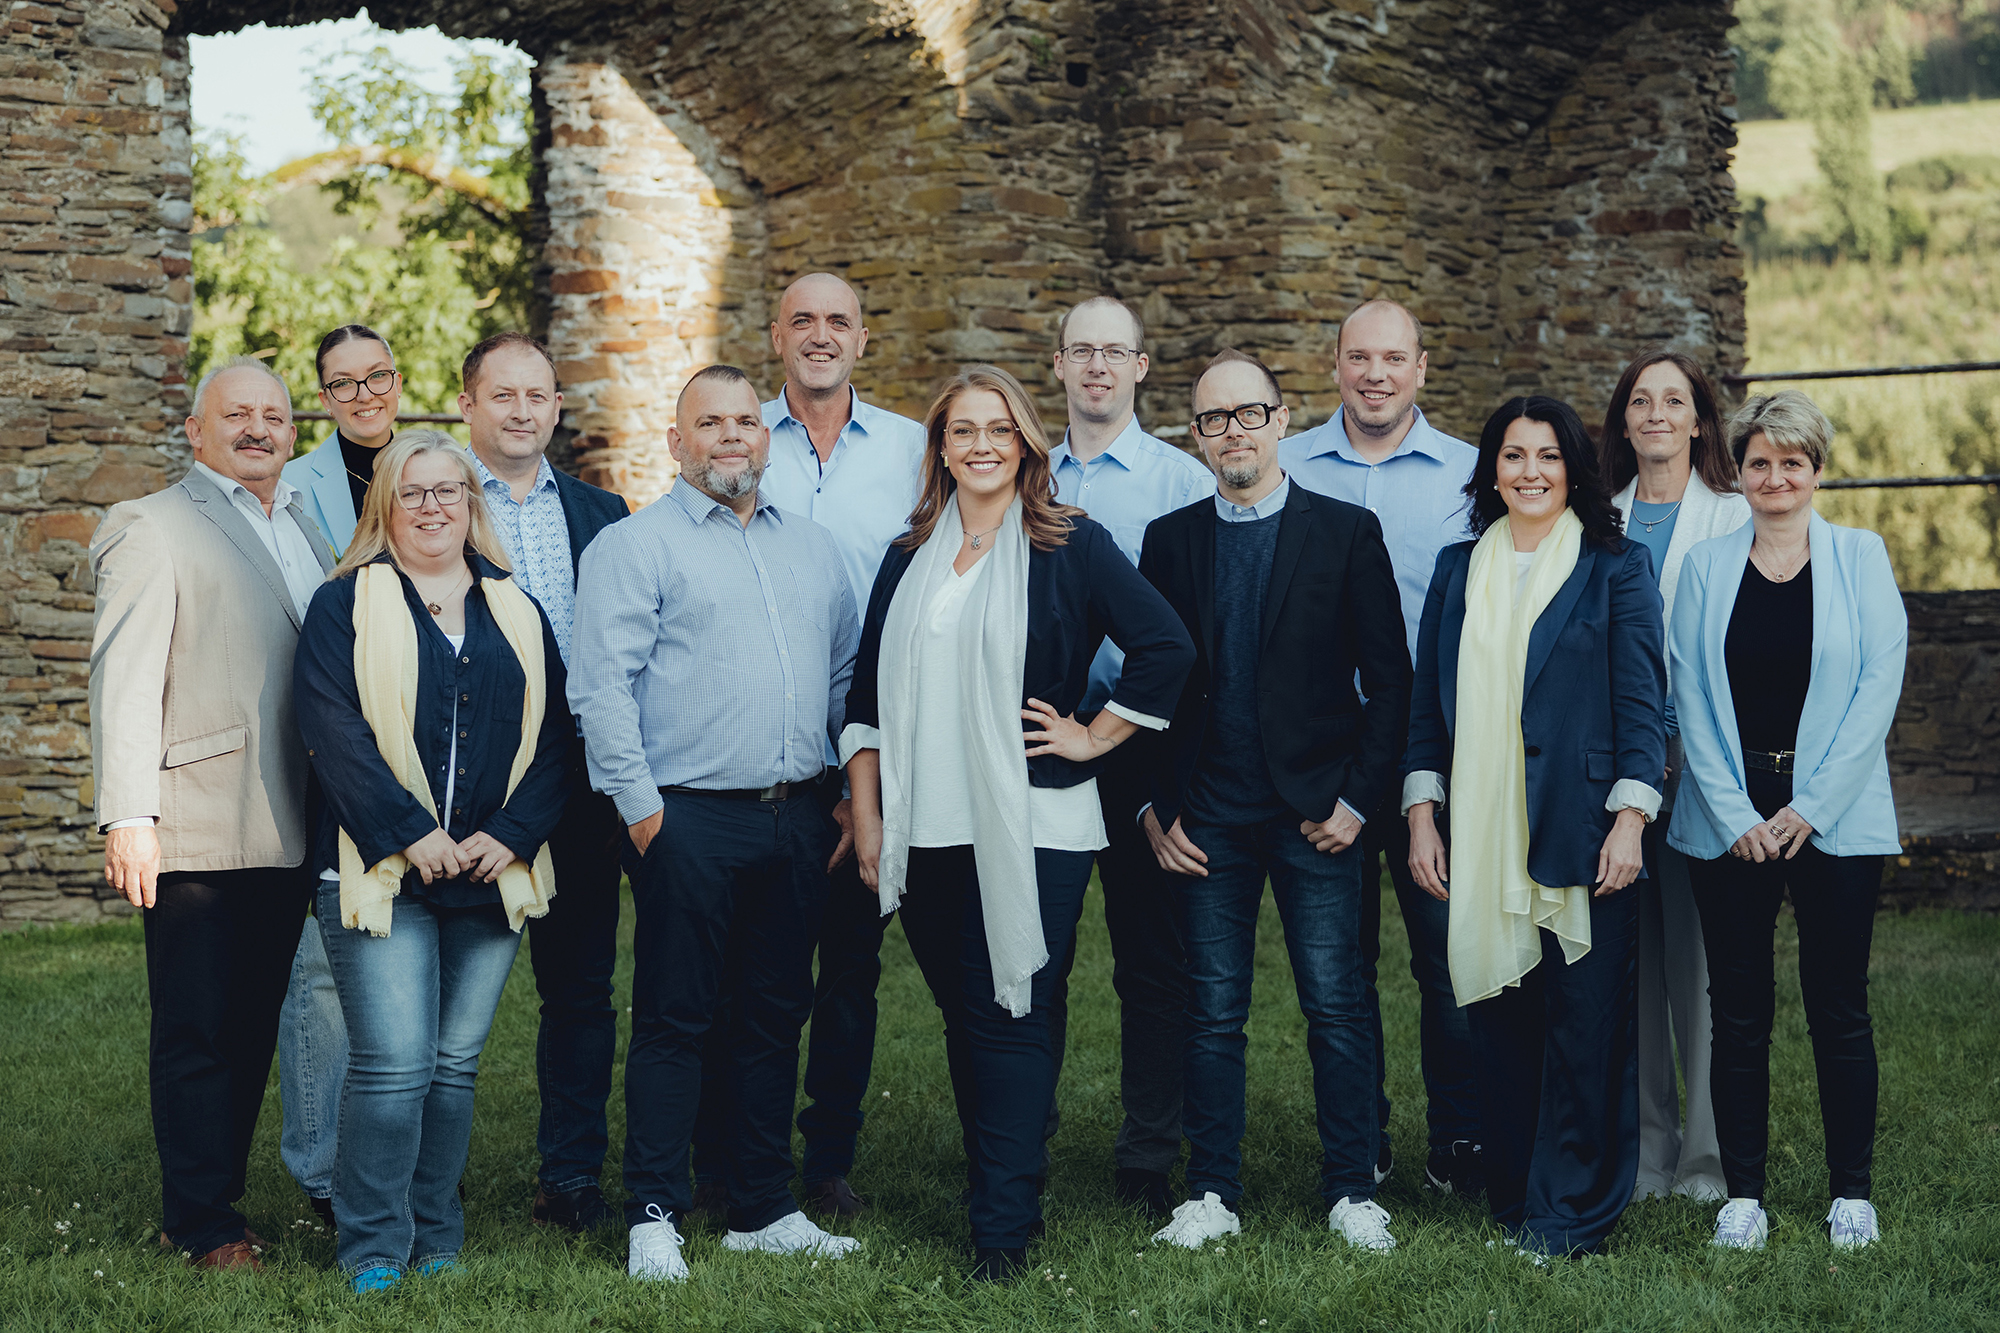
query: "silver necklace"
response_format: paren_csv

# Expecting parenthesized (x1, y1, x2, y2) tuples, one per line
(966, 524, 1002, 550)
(1635, 498, 1683, 532)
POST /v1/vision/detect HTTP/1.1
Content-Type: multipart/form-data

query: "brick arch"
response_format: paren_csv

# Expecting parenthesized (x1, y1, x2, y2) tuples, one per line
(0, 0, 1742, 923)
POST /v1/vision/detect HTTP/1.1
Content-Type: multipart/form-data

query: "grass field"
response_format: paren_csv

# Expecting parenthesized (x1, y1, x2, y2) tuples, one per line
(1732, 101, 2000, 204)
(2, 883, 1996, 1331)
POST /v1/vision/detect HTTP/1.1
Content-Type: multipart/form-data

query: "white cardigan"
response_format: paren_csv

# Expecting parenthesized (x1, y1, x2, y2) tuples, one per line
(1612, 473, 1750, 695)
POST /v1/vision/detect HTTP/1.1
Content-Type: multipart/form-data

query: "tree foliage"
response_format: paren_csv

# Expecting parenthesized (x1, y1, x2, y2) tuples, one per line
(190, 44, 533, 423)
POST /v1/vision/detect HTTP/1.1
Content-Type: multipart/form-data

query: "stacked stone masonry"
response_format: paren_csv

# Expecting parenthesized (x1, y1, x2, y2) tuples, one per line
(0, 0, 1981, 922)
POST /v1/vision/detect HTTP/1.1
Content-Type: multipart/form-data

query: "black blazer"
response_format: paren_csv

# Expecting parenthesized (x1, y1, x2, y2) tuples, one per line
(845, 515, 1194, 789)
(553, 466, 630, 575)
(1139, 484, 1412, 828)
(1402, 537, 1666, 889)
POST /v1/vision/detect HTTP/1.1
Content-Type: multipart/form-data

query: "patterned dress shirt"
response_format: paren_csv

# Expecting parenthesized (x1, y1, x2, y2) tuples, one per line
(473, 451, 577, 668)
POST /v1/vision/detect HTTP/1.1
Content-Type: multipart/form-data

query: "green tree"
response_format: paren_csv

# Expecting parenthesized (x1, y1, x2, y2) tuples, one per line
(190, 44, 533, 428)
(1768, 1, 1895, 257)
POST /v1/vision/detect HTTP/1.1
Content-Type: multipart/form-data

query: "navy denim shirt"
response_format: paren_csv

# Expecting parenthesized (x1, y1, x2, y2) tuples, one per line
(296, 551, 573, 901)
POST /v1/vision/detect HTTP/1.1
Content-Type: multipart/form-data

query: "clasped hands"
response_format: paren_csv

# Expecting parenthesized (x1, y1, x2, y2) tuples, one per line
(404, 827, 517, 885)
(1730, 805, 1814, 862)
(1406, 802, 1648, 901)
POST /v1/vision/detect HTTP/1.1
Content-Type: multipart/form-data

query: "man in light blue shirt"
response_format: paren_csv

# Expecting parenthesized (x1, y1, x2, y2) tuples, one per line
(1044, 296, 1216, 1221)
(694, 273, 925, 1222)
(1278, 299, 1483, 1198)
(570, 364, 861, 1280)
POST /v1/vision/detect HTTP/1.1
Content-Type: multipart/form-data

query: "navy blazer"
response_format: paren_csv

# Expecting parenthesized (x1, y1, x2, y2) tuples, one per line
(1403, 536, 1666, 889)
(1139, 484, 1412, 828)
(845, 514, 1195, 789)
(296, 552, 573, 886)
(550, 466, 630, 576)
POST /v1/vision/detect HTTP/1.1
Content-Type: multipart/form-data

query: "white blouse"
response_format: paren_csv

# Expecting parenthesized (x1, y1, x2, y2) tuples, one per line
(907, 554, 1107, 853)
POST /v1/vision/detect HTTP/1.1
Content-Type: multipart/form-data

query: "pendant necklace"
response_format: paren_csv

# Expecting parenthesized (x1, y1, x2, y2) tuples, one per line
(421, 568, 470, 616)
(967, 524, 1003, 550)
(1635, 498, 1683, 532)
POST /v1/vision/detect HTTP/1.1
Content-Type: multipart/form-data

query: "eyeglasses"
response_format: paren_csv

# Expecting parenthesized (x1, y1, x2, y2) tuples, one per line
(1193, 402, 1281, 437)
(323, 369, 398, 403)
(1061, 344, 1138, 366)
(396, 482, 466, 510)
(946, 422, 1018, 447)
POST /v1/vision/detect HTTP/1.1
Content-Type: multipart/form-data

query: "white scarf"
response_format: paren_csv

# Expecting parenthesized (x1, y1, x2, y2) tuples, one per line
(1446, 510, 1589, 1004)
(874, 497, 1043, 1017)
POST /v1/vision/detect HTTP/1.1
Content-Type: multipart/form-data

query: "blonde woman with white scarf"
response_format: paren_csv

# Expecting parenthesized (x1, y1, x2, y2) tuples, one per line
(1402, 396, 1666, 1258)
(294, 430, 571, 1293)
(842, 366, 1193, 1283)
(1599, 349, 1749, 1204)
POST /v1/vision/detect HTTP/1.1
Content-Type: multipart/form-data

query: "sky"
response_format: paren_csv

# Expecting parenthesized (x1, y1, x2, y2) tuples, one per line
(189, 11, 517, 174)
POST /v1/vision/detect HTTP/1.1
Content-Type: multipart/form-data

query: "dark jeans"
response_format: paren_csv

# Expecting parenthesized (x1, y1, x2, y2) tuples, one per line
(1359, 810, 1480, 1152)
(1466, 891, 1640, 1255)
(1686, 770, 1881, 1202)
(1045, 751, 1188, 1173)
(1177, 813, 1377, 1210)
(144, 866, 312, 1257)
(527, 783, 626, 1193)
(623, 789, 832, 1232)
(898, 844, 1094, 1249)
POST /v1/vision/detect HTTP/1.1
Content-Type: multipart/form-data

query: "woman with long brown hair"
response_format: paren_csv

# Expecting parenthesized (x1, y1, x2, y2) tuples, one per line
(841, 365, 1193, 1281)
(1597, 348, 1749, 1204)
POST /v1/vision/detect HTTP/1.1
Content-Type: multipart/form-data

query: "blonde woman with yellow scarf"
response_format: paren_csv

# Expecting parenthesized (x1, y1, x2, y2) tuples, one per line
(1401, 397, 1666, 1258)
(294, 430, 572, 1293)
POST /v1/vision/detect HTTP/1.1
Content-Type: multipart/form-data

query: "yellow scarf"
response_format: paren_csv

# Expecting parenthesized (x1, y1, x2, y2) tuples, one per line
(337, 562, 557, 936)
(1446, 509, 1588, 1005)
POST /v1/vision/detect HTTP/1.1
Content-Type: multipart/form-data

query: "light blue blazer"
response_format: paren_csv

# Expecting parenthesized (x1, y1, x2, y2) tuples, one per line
(1665, 511, 1907, 860)
(281, 436, 358, 559)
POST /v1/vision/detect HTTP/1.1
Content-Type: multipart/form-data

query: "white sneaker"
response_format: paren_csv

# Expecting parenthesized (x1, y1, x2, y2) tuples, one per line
(629, 1205, 689, 1282)
(1329, 1196, 1396, 1252)
(1711, 1197, 1769, 1250)
(1827, 1198, 1880, 1249)
(1151, 1193, 1242, 1250)
(721, 1210, 861, 1258)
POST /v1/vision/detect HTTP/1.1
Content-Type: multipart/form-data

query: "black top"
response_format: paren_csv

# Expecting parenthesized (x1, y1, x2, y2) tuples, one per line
(337, 433, 383, 518)
(1139, 484, 1412, 829)
(1725, 558, 1814, 755)
(295, 551, 573, 905)
(1186, 510, 1290, 825)
(846, 515, 1194, 790)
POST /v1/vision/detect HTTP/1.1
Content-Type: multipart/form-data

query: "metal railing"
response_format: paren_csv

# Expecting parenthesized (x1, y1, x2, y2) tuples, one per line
(1724, 360, 2000, 490)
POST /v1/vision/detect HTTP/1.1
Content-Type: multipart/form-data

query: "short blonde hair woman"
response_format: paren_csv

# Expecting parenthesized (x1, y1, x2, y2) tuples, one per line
(294, 428, 572, 1292)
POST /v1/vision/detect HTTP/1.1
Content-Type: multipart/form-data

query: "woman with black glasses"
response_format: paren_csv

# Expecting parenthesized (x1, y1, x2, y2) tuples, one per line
(286, 324, 405, 559)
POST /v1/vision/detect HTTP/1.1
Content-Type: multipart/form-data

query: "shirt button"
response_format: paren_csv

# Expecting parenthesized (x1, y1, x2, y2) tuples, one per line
(461, 693, 470, 702)
(461, 656, 470, 664)
(459, 730, 468, 739)
(457, 767, 467, 776)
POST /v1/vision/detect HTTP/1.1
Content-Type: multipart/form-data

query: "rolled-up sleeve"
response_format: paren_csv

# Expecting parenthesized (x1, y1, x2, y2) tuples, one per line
(568, 526, 667, 827)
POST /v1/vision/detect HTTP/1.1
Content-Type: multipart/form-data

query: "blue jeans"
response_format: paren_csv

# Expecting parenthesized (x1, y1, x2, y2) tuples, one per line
(278, 914, 347, 1199)
(1360, 811, 1480, 1151)
(1177, 813, 1377, 1210)
(316, 884, 522, 1275)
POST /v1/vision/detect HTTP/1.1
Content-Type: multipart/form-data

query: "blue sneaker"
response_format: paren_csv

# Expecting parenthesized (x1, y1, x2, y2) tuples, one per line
(414, 1257, 462, 1277)
(350, 1265, 402, 1294)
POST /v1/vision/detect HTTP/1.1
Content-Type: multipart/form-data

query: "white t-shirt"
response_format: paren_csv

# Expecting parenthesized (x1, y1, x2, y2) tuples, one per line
(907, 555, 1107, 853)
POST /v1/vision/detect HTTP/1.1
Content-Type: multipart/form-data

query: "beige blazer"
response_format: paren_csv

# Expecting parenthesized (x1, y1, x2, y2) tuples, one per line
(89, 467, 335, 872)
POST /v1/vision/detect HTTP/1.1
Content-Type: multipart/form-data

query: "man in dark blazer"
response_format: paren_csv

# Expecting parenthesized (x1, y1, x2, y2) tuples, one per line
(1136, 349, 1411, 1254)
(458, 333, 631, 1232)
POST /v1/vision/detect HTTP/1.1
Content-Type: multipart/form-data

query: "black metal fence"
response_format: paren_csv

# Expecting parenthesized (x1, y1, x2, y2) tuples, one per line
(1724, 361, 2000, 491)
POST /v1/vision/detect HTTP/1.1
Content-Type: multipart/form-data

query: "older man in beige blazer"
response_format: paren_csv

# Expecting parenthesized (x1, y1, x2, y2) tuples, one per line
(91, 358, 333, 1272)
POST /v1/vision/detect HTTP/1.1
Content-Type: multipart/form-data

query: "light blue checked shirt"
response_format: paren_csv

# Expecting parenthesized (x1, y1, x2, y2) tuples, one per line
(1279, 405, 1478, 663)
(567, 480, 860, 826)
(1051, 417, 1216, 714)
(472, 451, 577, 668)
(760, 386, 927, 613)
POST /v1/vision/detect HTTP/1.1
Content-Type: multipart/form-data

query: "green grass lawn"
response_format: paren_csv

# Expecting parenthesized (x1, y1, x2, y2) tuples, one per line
(2, 884, 1996, 1331)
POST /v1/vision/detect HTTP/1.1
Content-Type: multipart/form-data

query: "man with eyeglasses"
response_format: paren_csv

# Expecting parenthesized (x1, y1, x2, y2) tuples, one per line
(1277, 299, 1484, 1199)
(690, 272, 926, 1222)
(569, 365, 862, 1282)
(1137, 348, 1410, 1254)
(456, 332, 632, 1235)
(1041, 295, 1215, 1221)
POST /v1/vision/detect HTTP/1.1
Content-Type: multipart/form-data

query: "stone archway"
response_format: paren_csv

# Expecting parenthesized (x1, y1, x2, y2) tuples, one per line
(0, 0, 1743, 923)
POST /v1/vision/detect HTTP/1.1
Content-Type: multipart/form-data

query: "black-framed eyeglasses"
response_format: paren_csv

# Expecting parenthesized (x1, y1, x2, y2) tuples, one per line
(396, 482, 466, 511)
(1193, 402, 1281, 436)
(1061, 344, 1138, 366)
(323, 369, 398, 403)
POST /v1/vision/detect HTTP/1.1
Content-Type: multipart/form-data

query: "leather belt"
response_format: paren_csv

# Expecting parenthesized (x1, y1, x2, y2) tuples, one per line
(1742, 749, 1795, 776)
(662, 778, 818, 803)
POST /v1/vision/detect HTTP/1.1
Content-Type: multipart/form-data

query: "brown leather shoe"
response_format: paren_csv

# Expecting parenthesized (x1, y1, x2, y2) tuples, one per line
(161, 1229, 272, 1256)
(188, 1239, 263, 1271)
(803, 1176, 868, 1219)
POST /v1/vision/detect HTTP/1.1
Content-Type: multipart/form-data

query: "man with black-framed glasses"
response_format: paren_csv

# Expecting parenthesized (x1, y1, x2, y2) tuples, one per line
(1042, 296, 1214, 1220)
(1137, 348, 1410, 1254)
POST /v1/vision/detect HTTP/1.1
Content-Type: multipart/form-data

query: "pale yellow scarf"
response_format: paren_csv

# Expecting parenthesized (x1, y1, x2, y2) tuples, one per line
(1447, 509, 1589, 1005)
(338, 562, 557, 936)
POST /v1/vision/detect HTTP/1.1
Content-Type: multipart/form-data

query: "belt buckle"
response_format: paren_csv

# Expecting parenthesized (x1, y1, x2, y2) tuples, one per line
(1775, 750, 1794, 776)
(757, 783, 786, 802)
